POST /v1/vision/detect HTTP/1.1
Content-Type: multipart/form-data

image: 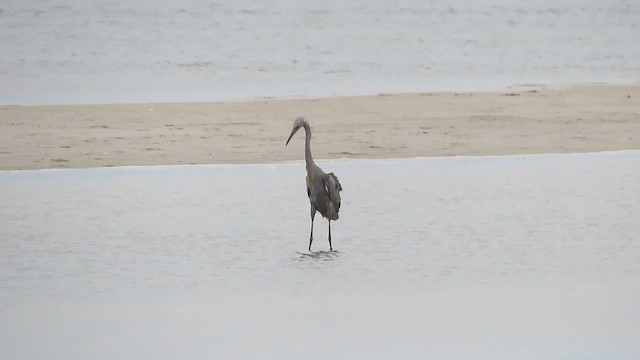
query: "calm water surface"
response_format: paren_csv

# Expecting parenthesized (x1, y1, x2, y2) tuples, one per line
(1, 152, 639, 359)
(1, 0, 639, 104)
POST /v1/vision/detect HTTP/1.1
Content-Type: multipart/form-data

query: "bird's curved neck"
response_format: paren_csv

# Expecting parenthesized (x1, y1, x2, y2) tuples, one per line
(303, 123, 315, 169)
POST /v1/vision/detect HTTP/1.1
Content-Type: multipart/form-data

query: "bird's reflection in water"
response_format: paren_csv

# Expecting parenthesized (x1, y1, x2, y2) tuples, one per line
(296, 250, 341, 262)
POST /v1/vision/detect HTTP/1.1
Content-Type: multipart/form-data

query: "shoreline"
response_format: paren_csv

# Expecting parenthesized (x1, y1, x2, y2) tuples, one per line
(3, 81, 633, 108)
(2, 150, 639, 174)
(1, 84, 638, 170)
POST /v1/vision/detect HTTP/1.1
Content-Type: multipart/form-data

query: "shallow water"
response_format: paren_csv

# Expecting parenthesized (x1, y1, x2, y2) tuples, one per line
(1, 152, 640, 359)
(1, 0, 639, 104)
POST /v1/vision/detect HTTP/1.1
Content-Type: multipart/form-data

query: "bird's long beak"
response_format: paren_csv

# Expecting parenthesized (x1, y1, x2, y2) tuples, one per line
(285, 126, 299, 146)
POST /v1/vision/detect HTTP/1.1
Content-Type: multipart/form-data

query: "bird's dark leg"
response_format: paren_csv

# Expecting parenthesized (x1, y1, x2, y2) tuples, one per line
(328, 220, 332, 251)
(309, 209, 316, 252)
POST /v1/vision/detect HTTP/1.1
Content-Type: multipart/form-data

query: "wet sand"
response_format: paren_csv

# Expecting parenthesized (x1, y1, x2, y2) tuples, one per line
(1, 84, 638, 170)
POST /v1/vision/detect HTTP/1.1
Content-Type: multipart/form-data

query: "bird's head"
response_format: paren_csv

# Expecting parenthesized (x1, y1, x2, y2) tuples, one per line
(285, 116, 306, 146)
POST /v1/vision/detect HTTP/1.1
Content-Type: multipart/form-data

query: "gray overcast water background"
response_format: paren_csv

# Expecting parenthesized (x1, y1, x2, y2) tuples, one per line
(1, 0, 639, 104)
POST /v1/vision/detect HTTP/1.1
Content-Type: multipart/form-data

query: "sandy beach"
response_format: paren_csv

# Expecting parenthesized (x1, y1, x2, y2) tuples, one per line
(0, 84, 638, 170)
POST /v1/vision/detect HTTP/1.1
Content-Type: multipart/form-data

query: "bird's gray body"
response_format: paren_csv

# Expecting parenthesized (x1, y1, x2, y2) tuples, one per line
(286, 116, 342, 251)
(306, 164, 341, 221)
